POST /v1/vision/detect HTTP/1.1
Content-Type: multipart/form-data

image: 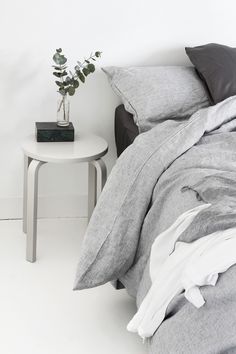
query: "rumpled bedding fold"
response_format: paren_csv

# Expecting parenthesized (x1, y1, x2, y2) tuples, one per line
(128, 204, 236, 339)
(75, 96, 236, 353)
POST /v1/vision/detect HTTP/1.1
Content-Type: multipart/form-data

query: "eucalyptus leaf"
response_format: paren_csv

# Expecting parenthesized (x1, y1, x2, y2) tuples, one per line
(78, 71, 85, 83)
(87, 63, 95, 73)
(58, 55, 67, 65)
(59, 88, 66, 96)
(53, 53, 62, 64)
(53, 72, 61, 77)
(53, 53, 67, 65)
(53, 65, 63, 70)
(53, 71, 67, 77)
(82, 67, 90, 76)
(61, 70, 68, 77)
(72, 79, 79, 88)
(53, 53, 61, 64)
(53, 65, 67, 72)
(68, 86, 75, 96)
(55, 81, 64, 87)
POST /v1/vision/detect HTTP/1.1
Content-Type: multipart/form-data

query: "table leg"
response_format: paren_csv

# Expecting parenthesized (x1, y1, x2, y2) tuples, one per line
(26, 159, 44, 263)
(92, 158, 107, 197)
(88, 158, 107, 221)
(88, 162, 97, 221)
(23, 155, 32, 233)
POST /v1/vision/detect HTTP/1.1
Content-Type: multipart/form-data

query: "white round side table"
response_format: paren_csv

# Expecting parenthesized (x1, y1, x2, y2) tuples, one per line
(22, 134, 108, 263)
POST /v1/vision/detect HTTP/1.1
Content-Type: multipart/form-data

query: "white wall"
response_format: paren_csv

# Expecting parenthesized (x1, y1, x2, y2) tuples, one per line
(1, 0, 236, 219)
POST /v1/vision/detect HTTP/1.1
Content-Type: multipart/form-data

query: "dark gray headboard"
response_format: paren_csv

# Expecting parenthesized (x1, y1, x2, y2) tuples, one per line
(114, 105, 139, 157)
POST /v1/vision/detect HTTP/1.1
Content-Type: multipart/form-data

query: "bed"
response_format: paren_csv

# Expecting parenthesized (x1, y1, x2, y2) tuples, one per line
(74, 43, 236, 353)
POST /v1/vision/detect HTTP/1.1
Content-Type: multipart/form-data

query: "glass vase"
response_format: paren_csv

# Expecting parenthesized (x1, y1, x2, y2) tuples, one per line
(57, 95, 70, 127)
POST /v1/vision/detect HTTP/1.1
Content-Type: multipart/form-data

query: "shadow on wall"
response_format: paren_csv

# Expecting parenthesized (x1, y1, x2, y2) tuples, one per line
(122, 46, 191, 67)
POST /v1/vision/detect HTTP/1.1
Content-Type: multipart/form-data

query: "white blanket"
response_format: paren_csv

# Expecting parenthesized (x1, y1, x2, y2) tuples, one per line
(127, 204, 236, 339)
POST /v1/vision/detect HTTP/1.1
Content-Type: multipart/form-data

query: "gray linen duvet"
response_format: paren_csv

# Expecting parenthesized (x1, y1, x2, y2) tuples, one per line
(75, 96, 236, 353)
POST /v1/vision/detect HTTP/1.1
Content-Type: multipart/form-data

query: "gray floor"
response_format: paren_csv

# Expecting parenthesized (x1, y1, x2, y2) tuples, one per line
(0, 218, 147, 354)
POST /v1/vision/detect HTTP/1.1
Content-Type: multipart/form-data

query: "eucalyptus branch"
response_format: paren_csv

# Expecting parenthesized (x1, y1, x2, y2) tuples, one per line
(52, 48, 102, 97)
(76, 52, 102, 70)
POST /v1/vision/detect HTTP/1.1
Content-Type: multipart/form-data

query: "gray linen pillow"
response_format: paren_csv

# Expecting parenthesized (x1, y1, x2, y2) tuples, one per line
(102, 66, 210, 132)
(185, 43, 236, 104)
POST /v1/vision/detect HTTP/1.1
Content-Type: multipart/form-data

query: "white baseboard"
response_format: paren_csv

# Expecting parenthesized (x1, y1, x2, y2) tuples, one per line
(0, 195, 88, 220)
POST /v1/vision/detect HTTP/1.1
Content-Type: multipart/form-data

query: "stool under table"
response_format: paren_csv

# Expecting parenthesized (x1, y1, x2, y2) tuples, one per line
(22, 134, 108, 262)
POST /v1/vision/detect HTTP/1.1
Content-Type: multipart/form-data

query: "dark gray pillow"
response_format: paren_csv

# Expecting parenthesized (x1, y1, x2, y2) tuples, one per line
(185, 43, 236, 104)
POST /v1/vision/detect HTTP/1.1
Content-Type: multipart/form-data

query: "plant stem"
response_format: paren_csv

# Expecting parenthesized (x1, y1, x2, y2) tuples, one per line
(60, 63, 65, 85)
(57, 96, 64, 113)
(78, 53, 97, 70)
(63, 96, 66, 120)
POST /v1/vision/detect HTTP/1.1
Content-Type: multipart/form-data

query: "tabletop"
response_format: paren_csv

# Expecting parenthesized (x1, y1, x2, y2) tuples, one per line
(22, 133, 108, 163)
